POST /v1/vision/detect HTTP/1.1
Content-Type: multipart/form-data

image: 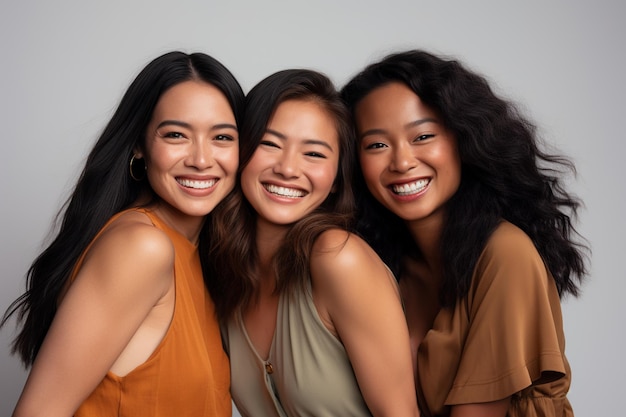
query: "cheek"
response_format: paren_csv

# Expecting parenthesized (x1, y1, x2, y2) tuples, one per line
(359, 155, 383, 188)
(217, 148, 240, 175)
(318, 160, 340, 194)
(145, 146, 180, 171)
(325, 170, 339, 193)
(442, 144, 462, 189)
(449, 164, 462, 192)
(240, 162, 257, 200)
(145, 156, 167, 176)
(241, 150, 264, 180)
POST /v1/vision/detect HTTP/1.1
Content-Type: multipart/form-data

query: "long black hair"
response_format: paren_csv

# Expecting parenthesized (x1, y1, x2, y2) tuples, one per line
(206, 69, 355, 321)
(2, 51, 245, 366)
(341, 49, 588, 307)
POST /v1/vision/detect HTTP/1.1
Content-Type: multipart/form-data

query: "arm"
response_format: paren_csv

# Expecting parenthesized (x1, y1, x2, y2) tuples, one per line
(311, 230, 419, 417)
(13, 215, 174, 417)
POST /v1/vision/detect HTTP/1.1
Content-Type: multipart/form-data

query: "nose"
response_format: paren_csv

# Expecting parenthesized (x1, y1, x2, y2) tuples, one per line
(272, 149, 299, 178)
(389, 142, 417, 173)
(187, 139, 214, 169)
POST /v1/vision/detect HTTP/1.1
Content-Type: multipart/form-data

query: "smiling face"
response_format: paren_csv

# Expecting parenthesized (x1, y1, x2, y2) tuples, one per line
(354, 82, 461, 227)
(138, 80, 239, 236)
(241, 99, 340, 229)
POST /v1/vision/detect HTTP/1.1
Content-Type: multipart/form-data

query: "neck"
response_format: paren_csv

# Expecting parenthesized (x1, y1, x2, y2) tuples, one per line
(149, 202, 205, 245)
(255, 217, 289, 275)
(405, 213, 445, 282)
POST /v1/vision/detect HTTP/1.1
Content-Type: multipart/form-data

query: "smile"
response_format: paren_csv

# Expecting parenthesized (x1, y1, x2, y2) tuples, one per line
(263, 183, 306, 198)
(391, 179, 430, 196)
(177, 178, 217, 189)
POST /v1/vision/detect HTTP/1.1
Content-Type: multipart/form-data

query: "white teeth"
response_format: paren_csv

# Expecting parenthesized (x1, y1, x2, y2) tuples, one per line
(177, 178, 217, 189)
(392, 179, 430, 196)
(264, 183, 306, 198)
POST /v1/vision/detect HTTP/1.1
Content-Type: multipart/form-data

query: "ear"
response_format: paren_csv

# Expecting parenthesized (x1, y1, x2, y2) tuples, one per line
(133, 145, 144, 159)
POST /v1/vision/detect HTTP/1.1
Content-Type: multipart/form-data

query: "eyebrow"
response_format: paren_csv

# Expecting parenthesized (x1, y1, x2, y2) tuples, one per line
(265, 128, 335, 152)
(156, 120, 238, 131)
(360, 117, 438, 139)
(405, 118, 438, 129)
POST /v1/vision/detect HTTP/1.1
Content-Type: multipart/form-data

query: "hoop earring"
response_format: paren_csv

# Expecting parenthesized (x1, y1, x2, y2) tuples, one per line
(129, 154, 146, 181)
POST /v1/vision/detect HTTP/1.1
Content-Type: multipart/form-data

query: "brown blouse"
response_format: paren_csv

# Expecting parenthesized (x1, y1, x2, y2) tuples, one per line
(416, 221, 573, 417)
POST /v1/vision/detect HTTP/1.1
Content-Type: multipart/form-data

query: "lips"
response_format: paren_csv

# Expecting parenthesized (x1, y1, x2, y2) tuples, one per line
(391, 178, 430, 196)
(176, 178, 217, 189)
(263, 183, 307, 198)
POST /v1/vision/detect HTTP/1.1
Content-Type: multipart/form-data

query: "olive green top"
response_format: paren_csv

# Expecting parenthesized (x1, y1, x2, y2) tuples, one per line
(226, 281, 373, 417)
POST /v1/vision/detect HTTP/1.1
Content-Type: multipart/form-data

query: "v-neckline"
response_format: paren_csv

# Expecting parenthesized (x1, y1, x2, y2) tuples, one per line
(237, 295, 282, 364)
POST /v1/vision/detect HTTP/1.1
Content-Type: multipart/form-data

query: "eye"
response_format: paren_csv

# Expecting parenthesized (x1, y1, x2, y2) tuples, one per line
(414, 134, 434, 142)
(364, 142, 387, 150)
(215, 134, 234, 141)
(260, 140, 280, 148)
(157, 130, 188, 140)
(305, 151, 326, 159)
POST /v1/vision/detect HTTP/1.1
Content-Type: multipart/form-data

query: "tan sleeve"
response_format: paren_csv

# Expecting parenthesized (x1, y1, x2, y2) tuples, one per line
(445, 223, 567, 405)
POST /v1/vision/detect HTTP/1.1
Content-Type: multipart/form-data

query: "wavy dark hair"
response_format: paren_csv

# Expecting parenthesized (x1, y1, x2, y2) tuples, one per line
(341, 49, 588, 307)
(2, 51, 245, 366)
(206, 69, 355, 321)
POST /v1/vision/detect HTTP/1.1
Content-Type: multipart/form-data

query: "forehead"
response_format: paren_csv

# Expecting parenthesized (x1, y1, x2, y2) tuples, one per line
(270, 98, 331, 121)
(152, 80, 233, 119)
(355, 82, 438, 125)
(269, 99, 338, 139)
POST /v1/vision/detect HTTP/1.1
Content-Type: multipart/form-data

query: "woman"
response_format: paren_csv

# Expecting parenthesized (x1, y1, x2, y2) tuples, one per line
(206, 69, 419, 417)
(341, 50, 588, 417)
(2, 51, 244, 416)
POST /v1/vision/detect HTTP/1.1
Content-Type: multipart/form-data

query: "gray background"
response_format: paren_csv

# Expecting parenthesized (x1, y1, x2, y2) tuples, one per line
(1, 1, 623, 415)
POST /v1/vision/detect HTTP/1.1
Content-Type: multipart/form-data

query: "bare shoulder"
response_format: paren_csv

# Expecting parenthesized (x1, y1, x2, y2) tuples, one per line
(311, 229, 392, 288)
(312, 229, 380, 268)
(92, 211, 174, 263)
(310, 230, 402, 341)
(77, 210, 175, 293)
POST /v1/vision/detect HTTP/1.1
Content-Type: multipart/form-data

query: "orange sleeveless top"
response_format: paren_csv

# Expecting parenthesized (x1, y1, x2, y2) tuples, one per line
(73, 208, 231, 417)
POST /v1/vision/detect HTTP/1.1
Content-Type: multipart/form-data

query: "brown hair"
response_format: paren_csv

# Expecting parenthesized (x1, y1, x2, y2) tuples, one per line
(204, 69, 355, 320)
